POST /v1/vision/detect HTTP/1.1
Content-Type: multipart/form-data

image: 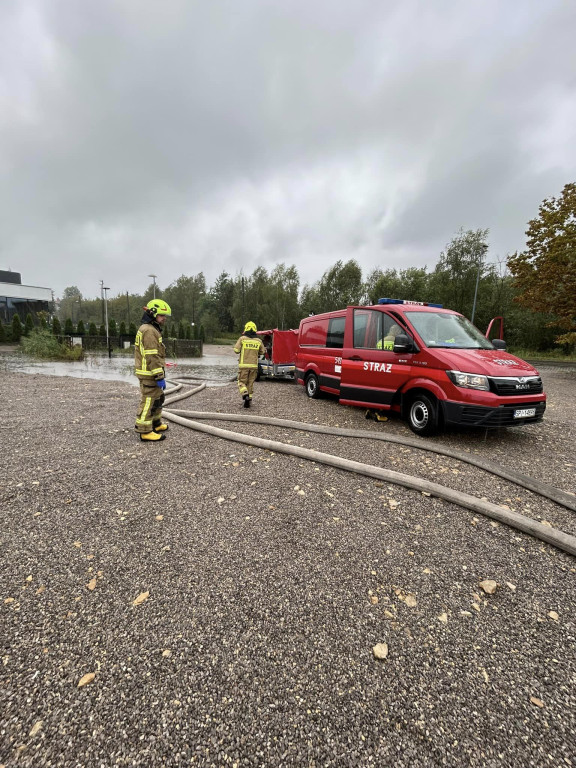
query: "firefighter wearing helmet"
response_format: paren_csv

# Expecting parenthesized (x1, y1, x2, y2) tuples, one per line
(233, 321, 265, 408)
(134, 298, 172, 441)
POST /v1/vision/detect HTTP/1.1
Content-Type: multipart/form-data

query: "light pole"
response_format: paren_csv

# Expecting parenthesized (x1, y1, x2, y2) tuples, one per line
(148, 274, 157, 299)
(103, 286, 111, 357)
(471, 244, 488, 325)
(100, 280, 105, 326)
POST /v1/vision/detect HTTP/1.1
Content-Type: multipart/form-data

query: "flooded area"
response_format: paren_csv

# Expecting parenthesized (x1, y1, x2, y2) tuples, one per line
(0, 348, 237, 387)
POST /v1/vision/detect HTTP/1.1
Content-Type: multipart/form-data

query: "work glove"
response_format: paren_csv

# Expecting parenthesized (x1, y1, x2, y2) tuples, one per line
(156, 379, 166, 390)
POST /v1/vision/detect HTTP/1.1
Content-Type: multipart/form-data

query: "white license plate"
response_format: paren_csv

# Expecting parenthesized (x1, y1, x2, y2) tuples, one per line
(514, 407, 536, 419)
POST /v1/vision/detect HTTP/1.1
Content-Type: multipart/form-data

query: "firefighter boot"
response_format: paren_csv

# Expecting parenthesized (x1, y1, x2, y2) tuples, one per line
(140, 431, 166, 442)
(153, 421, 169, 432)
(243, 394, 250, 408)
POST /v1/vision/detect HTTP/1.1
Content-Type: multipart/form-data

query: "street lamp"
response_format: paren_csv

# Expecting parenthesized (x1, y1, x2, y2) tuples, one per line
(148, 274, 157, 299)
(103, 286, 111, 356)
(470, 244, 488, 325)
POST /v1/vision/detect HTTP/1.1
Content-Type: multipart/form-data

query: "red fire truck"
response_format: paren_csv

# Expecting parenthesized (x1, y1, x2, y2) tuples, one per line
(295, 299, 546, 436)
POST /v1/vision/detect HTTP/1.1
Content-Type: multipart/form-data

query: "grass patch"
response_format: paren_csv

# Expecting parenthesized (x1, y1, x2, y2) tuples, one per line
(509, 347, 576, 362)
(21, 329, 84, 360)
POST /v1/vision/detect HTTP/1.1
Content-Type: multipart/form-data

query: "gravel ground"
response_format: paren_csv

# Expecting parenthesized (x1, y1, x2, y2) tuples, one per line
(1, 365, 575, 767)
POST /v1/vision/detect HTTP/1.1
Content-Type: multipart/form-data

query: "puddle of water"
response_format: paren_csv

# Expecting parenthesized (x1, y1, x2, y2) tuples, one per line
(0, 352, 236, 387)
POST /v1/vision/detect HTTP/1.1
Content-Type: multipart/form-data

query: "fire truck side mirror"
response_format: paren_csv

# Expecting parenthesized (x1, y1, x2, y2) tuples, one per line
(492, 338, 507, 351)
(393, 334, 414, 353)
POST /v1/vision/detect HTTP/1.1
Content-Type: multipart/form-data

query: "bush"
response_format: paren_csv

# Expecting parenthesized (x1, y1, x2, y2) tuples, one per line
(12, 314, 23, 342)
(52, 316, 62, 335)
(25, 313, 34, 336)
(0, 323, 6, 342)
(88, 322, 98, 336)
(77, 319, 85, 335)
(129, 322, 137, 337)
(21, 329, 83, 360)
(109, 318, 117, 335)
(99, 324, 106, 336)
(119, 321, 126, 335)
(64, 317, 74, 335)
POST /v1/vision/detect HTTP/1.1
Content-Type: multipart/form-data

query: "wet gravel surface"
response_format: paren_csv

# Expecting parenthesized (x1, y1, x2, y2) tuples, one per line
(2, 367, 575, 767)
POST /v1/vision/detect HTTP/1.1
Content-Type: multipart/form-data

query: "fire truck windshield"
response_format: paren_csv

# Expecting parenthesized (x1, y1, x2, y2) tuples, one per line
(405, 312, 494, 349)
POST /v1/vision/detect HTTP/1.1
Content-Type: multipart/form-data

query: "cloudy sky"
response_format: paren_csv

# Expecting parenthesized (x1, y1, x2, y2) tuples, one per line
(1, 0, 575, 300)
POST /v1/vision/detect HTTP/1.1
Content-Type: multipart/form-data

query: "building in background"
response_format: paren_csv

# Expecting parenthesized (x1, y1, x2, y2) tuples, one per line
(0, 270, 53, 323)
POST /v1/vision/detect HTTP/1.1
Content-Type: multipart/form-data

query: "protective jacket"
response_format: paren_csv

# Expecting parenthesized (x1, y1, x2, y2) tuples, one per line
(234, 333, 265, 368)
(134, 314, 166, 381)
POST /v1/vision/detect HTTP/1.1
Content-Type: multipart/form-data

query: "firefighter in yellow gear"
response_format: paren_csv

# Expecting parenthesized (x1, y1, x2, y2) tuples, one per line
(234, 321, 266, 408)
(134, 299, 172, 441)
(376, 324, 402, 350)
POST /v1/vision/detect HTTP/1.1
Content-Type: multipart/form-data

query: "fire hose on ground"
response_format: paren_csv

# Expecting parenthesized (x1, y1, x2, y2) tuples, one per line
(162, 381, 576, 558)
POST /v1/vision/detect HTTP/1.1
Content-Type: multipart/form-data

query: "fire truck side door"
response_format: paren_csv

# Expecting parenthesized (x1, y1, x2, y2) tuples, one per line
(340, 307, 413, 408)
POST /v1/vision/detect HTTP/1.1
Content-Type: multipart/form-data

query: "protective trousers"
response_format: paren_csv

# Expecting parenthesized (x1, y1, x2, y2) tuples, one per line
(135, 380, 165, 433)
(237, 368, 257, 400)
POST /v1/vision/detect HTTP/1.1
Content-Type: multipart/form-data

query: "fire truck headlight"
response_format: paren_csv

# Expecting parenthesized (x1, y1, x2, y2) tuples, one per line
(447, 370, 490, 391)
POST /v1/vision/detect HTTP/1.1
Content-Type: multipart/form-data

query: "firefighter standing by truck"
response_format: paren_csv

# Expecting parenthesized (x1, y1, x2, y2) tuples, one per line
(234, 321, 266, 408)
(134, 299, 172, 441)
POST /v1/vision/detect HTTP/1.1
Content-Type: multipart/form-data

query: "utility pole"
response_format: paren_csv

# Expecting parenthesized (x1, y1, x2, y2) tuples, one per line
(103, 286, 111, 358)
(100, 280, 105, 326)
(148, 274, 157, 299)
(125, 291, 130, 325)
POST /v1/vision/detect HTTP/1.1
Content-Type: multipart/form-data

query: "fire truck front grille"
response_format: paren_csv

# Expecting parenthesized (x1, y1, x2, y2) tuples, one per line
(488, 376, 543, 396)
(459, 402, 546, 426)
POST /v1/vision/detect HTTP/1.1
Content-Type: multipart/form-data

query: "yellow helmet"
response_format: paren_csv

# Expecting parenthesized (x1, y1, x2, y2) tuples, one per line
(244, 321, 257, 333)
(145, 299, 172, 317)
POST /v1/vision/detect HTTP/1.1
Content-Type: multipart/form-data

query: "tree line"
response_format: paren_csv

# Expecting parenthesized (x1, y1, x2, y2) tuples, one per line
(3, 183, 574, 352)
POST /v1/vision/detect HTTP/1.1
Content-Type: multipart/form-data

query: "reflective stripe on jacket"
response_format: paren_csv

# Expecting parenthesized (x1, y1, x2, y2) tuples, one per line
(135, 323, 166, 380)
(234, 334, 265, 368)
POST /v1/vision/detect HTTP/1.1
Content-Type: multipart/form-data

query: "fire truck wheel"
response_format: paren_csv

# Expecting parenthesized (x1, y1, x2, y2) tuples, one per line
(305, 372, 320, 399)
(408, 393, 439, 436)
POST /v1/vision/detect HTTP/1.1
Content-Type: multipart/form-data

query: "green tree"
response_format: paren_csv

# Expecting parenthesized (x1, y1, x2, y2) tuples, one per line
(508, 182, 576, 346)
(178, 321, 186, 339)
(207, 271, 234, 332)
(109, 318, 117, 336)
(302, 260, 364, 315)
(24, 313, 34, 336)
(64, 317, 74, 335)
(429, 228, 493, 325)
(99, 324, 106, 337)
(52, 316, 62, 335)
(59, 286, 83, 325)
(0, 323, 5, 342)
(119, 321, 126, 335)
(37, 311, 49, 329)
(88, 322, 97, 336)
(77, 319, 86, 335)
(163, 273, 206, 324)
(129, 322, 137, 337)
(12, 314, 23, 341)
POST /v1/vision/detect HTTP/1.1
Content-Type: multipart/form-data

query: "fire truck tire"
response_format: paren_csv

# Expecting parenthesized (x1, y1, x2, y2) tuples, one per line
(408, 393, 439, 436)
(305, 372, 320, 399)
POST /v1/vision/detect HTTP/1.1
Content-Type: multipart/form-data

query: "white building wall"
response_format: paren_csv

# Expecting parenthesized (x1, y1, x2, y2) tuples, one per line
(0, 283, 52, 301)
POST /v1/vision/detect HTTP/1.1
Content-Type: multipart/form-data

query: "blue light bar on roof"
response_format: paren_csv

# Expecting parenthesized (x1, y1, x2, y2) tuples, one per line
(378, 297, 443, 308)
